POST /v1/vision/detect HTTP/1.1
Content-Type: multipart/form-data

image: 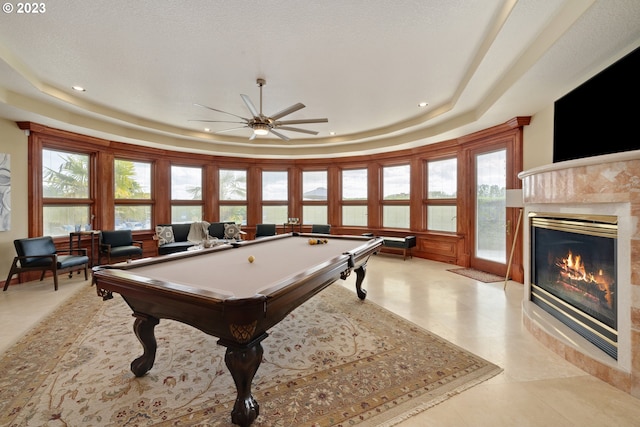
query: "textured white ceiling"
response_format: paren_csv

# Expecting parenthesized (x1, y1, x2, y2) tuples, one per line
(0, 0, 638, 158)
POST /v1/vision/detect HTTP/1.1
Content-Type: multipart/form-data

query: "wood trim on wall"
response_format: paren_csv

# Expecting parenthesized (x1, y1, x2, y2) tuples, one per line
(459, 122, 527, 282)
(18, 118, 529, 280)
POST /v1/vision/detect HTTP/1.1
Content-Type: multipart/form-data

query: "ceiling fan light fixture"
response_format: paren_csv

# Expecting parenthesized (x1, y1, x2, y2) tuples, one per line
(253, 123, 270, 136)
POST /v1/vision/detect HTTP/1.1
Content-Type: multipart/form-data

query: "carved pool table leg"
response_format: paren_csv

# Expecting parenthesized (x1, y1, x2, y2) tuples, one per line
(225, 342, 263, 427)
(354, 264, 368, 300)
(130, 313, 160, 377)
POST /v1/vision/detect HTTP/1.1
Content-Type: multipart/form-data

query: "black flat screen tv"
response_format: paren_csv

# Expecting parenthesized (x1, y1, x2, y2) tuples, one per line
(553, 46, 640, 163)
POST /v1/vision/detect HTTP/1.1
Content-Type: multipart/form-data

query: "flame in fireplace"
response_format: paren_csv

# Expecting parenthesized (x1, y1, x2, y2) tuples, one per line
(560, 252, 587, 280)
(555, 251, 614, 308)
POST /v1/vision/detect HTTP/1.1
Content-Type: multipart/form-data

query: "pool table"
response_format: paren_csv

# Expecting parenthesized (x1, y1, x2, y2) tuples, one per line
(92, 233, 382, 426)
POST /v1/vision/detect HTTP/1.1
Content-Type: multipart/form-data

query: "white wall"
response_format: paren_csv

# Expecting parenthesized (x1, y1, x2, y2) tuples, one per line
(0, 119, 28, 280)
(523, 105, 554, 171)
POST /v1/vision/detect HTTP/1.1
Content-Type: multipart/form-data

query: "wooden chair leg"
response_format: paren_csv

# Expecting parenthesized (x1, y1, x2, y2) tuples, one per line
(3, 260, 18, 291)
(2, 272, 11, 291)
(52, 265, 58, 291)
(39, 271, 46, 281)
(83, 264, 88, 280)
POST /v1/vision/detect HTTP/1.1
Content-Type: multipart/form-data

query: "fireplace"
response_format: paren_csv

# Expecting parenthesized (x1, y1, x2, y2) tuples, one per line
(530, 212, 617, 359)
(519, 150, 639, 397)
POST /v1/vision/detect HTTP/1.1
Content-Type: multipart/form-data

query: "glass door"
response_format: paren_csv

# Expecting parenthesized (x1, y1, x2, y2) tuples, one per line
(471, 148, 507, 275)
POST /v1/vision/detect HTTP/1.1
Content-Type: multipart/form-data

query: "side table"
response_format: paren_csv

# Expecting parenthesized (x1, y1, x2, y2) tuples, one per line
(283, 222, 302, 233)
(69, 230, 101, 267)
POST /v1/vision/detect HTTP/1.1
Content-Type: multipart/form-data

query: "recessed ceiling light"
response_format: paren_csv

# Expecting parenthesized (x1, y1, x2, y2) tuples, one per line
(204, 128, 210, 132)
(72, 85, 86, 92)
(329, 131, 336, 136)
(418, 102, 428, 108)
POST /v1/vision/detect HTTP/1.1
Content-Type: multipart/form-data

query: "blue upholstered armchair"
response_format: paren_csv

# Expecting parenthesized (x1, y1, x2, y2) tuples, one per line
(311, 224, 331, 234)
(99, 230, 143, 264)
(255, 223, 277, 238)
(4, 236, 89, 291)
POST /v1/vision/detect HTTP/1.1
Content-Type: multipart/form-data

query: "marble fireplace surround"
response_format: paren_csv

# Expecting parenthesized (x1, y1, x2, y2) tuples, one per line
(519, 150, 640, 398)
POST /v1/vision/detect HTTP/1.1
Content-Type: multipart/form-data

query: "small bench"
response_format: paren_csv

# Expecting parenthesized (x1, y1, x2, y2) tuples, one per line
(382, 236, 416, 260)
(363, 234, 416, 260)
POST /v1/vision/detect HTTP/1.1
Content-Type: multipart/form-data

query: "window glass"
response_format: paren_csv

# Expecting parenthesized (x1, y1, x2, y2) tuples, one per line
(42, 149, 89, 198)
(262, 171, 288, 200)
(427, 205, 457, 232)
(302, 171, 327, 200)
(220, 169, 247, 201)
(171, 165, 202, 200)
(43, 206, 90, 236)
(428, 158, 457, 198)
(382, 205, 410, 228)
(42, 149, 92, 236)
(302, 205, 327, 224)
(383, 165, 410, 200)
(342, 169, 367, 200)
(171, 206, 203, 223)
(341, 168, 368, 227)
(262, 205, 288, 224)
(220, 205, 247, 225)
(342, 206, 367, 226)
(426, 158, 458, 232)
(114, 159, 151, 230)
(114, 205, 152, 230)
(114, 159, 151, 199)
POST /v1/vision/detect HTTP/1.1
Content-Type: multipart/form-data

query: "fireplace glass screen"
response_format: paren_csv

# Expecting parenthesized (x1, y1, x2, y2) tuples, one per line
(530, 213, 617, 359)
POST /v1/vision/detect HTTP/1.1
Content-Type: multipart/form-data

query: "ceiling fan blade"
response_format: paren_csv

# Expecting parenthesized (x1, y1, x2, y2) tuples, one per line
(268, 129, 291, 141)
(194, 103, 249, 121)
(276, 126, 319, 135)
(249, 132, 257, 141)
(188, 120, 246, 124)
(215, 126, 250, 134)
(269, 103, 305, 120)
(240, 94, 260, 118)
(274, 118, 329, 125)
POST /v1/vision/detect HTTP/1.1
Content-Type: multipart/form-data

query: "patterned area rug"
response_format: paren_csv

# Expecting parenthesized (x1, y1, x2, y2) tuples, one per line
(0, 283, 501, 426)
(447, 268, 505, 283)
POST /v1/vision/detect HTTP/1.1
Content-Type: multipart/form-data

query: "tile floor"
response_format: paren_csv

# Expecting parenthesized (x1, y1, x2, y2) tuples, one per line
(2, 255, 639, 426)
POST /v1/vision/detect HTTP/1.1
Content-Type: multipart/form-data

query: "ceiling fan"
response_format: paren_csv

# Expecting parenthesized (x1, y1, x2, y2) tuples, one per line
(191, 78, 328, 141)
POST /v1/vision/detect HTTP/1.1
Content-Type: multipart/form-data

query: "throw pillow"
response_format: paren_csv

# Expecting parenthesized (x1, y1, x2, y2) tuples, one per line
(155, 225, 175, 245)
(224, 223, 241, 240)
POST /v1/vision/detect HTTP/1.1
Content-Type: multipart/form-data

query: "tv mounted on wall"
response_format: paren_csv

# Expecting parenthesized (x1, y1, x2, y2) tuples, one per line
(553, 46, 640, 163)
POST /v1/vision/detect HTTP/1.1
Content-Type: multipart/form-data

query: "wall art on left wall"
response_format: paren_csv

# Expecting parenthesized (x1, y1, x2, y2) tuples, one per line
(0, 153, 10, 231)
